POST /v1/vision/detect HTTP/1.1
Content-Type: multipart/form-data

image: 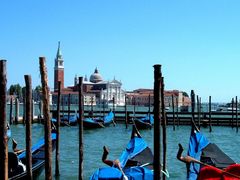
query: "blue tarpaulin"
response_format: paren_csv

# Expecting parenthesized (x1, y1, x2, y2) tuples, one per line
(187, 129, 209, 180)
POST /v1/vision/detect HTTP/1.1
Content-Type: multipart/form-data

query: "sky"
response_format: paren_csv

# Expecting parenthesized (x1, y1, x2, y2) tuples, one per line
(1, 0, 240, 102)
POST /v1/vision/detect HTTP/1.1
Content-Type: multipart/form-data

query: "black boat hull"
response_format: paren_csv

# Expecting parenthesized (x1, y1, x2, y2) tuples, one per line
(134, 119, 152, 129)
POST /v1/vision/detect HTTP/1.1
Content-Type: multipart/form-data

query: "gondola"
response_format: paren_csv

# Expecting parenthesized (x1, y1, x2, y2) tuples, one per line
(83, 111, 114, 129)
(133, 114, 154, 129)
(177, 122, 240, 179)
(90, 125, 169, 180)
(51, 113, 78, 126)
(60, 113, 78, 126)
(8, 132, 57, 180)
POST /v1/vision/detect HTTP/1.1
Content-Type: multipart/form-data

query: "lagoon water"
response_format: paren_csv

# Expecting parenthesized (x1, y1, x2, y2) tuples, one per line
(9, 123, 240, 180)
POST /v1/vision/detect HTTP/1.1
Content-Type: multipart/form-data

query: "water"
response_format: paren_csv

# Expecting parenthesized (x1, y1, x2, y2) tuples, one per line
(9, 123, 240, 179)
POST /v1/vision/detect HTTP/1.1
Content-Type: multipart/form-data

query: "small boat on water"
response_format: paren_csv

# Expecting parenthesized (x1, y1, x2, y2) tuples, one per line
(51, 113, 79, 126)
(9, 132, 57, 180)
(60, 113, 78, 126)
(90, 125, 169, 180)
(133, 114, 154, 129)
(177, 125, 240, 179)
(83, 111, 114, 129)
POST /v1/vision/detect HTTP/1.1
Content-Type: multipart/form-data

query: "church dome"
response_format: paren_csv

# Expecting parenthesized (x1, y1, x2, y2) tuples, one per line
(90, 68, 103, 83)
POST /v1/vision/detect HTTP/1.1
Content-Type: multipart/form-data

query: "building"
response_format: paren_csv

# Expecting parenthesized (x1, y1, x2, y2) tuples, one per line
(74, 68, 125, 106)
(54, 42, 64, 91)
(126, 89, 191, 107)
(52, 42, 125, 106)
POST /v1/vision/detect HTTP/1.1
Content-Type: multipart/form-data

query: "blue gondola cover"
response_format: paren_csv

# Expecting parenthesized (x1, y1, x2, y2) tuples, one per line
(187, 129, 209, 180)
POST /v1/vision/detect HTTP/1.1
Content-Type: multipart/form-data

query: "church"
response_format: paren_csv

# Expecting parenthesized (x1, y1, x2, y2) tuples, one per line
(51, 42, 126, 106)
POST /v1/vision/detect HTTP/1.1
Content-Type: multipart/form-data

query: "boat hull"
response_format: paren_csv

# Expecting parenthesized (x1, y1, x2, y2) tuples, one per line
(134, 119, 152, 129)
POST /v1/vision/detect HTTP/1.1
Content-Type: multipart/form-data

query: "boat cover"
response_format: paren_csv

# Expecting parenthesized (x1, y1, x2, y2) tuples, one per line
(198, 164, 240, 180)
(84, 111, 114, 124)
(103, 111, 114, 124)
(138, 114, 154, 125)
(90, 126, 153, 180)
(187, 129, 209, 180)
(91, 166, 153, 180)
(119, 136, 148, 167)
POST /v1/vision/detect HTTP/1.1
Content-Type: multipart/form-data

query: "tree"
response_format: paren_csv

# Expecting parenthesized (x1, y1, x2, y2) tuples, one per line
(182, 91, 189, 97)
(33, 85, 42, 102)
(8, 84, 22, 97)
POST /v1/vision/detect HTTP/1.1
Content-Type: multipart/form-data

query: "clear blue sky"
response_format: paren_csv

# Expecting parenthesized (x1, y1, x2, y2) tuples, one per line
(1, 0, 240, 102)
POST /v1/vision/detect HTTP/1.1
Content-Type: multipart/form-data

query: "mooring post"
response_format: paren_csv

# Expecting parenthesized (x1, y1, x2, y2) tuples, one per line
(153, 64, 161, 180)
(197, 95, 200, 129)
(103, 95, 105, 117)
(9, 97, 13, 125)
(61, 96, 64, 117)
(133, 96, 136, 120)
(68, 93, 71, 122)
(32, 99, 35, 123)
(172, 94, 175, 131)
(148, 94, 151, 124)
(55, 81, 61, 177)
(15, 98, 19, 124)
(232, 98, 234, 128)
(39, 57, 53, 180)
(24, 75, 33, 180)
(176, 96, 179, 126)
(112, 96, 115, 116)
(22, 97, 26, 124)
(125, 94, 128, 129)
(236, 96, 238, 133)
(209, 96, 212, 132)
(161, 77, 167, 180)
(191, 90, 195, 124)
(78, 77, 84, 180)
(91, 96, 93, 115)
(0, 60, 8, 180)
(38, 100, 43, 122)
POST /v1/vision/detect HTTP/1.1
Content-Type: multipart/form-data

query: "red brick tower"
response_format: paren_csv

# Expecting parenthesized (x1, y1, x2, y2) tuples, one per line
(54, 41, 64, 91)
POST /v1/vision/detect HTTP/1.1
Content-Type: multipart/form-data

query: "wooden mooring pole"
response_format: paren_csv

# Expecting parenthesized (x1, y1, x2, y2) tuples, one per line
(15, 98, 19, 124)
(24, 75, 33, 180)
(39, 57, 53, 180)
(0, 60, 8, 180)
(172, 94, 175, 131)
(176, 96, 179, 126)
(78, 77, 84, 180)
(161, 77, 167, 180)
(231, 98, 234, 129)
(236, 96, 238, 133)
(209, 96, 212, 132)
(125, 95, 128, 129)
(103, 95, 105, 117)
(68, 93, 71, 122)
(197, 95, 200, 130)
(153, 64, 161, 180)
(9, 97, 13, 125)
(55, 81, 61, 177)
(23, 97, 26, 124)
(191, 90, 195, 123)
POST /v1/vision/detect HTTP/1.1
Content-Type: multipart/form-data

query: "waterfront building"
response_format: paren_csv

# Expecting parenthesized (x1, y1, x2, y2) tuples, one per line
(126, 89, 191, 108)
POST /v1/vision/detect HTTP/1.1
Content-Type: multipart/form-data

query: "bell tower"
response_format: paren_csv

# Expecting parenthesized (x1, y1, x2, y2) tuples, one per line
(54, 41, 64, 91)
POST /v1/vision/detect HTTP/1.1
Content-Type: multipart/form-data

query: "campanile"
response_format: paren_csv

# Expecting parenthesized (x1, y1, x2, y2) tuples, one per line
(54, 41, 64, 91)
